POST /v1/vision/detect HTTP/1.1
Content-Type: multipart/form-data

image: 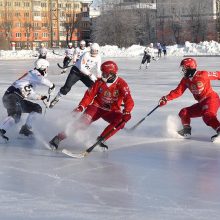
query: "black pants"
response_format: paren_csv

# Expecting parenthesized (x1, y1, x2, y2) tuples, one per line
(2, 91, 42, 123)
(60, 66, 94, 95)
(141, 53, 151, 64)
(63, 57, 71, 68)
(38, 55, 46, 59)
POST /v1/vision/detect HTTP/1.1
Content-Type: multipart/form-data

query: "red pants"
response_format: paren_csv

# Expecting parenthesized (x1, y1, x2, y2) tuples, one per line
(179, 94, 220, 131)
(58, 105, 125, 141)
(79, 105, 125, 140)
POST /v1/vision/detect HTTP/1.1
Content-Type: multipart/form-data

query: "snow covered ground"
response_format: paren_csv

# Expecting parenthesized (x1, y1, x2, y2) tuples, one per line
(1, 55, 220, 220)
(1, 40, 220, 60)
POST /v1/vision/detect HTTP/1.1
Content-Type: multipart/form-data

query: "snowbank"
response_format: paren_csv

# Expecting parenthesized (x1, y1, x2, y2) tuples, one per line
(0, 41, 220, 60)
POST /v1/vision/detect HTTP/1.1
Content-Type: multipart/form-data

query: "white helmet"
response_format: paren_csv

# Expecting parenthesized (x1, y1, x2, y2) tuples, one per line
(34, 59, 49, 75)
(149, 43, 153, 47)
(41, 43, 45, 47)
(90, 43, 100, 57)
(68, 42, 73, 46)
(80, 40, 86, 46)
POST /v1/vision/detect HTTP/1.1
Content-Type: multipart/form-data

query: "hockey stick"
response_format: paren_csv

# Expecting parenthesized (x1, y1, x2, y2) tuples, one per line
(57, 63, 75, 69)
(125, 105, 160, 131)
(61, 120, 125, 158)
(52, 50, 63, 56)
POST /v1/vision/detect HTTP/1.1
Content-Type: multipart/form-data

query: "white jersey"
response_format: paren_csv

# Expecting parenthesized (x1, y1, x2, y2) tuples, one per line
(65, 48, 75, 59)
(73, 47, 88, 62)
(75, 52, 102, 81)
(39, 47, 48, 56)
(12, 69, 53, 100)
(144, 47, 156, 57)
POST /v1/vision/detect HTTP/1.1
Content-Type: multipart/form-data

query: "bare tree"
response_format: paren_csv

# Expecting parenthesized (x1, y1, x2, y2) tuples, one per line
(62, 9, 81, 45)
(92, 1, 150, 47)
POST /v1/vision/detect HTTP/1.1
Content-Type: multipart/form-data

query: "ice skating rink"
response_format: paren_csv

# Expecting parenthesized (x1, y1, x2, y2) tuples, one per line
(1, 57, 220, 220)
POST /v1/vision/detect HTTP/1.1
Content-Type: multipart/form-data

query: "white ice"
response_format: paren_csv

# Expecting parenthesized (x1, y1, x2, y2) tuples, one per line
(1, 56, 220, 220)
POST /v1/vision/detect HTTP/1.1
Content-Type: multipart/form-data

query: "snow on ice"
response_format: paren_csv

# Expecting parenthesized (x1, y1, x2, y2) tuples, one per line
(1, 41, 220, 220)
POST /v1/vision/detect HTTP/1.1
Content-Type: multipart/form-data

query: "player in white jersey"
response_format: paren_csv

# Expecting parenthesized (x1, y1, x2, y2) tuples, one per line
(38, 43, 48, 59)
(49, 43, 101, 108)
(139, 43, 157, 69)
(61, 42, 75, 74)
(72, 40, 88, 63)
(0, 59, 55, 141)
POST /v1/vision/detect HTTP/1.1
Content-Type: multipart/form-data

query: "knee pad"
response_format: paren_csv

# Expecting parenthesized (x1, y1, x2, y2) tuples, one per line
(60, 87, 69, 95)
(178, 108, 188, 119)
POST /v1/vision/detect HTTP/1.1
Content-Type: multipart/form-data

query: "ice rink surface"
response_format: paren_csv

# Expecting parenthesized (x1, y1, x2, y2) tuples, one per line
(1, 56, 220, 220)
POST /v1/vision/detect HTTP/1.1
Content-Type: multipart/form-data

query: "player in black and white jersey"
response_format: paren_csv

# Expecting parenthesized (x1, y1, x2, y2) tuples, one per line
(0, 59, 55, 141)
(49, 43, 101, 108)
(61, 42, 75, 74)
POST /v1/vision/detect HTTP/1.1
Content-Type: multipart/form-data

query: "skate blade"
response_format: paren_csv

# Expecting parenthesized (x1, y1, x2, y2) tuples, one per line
(18, 134, 35, 139)
(177, 132, 191, 139)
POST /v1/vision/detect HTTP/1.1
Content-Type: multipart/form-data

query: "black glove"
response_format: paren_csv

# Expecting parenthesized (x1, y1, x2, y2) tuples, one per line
(48, 84, 55, 95)
(41, 95, 48, 100)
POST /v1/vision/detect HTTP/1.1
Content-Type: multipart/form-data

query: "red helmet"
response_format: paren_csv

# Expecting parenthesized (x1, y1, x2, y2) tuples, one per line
(101, 61, 118, 74)
(180, 58, 197, 69)
(101, 61, 118, 82)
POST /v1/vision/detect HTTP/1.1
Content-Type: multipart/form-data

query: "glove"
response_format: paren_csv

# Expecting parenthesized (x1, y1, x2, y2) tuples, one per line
(41, 95, 48, 100)
(73, 105, 84, 113)
(122, 111, 131, 122)
(159, 96, 167, 107)
(48, 84, 55, 95)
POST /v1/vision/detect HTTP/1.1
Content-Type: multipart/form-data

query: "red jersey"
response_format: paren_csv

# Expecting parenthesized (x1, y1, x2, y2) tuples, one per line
(79, 77, 134, 113)
(166, 71, 220, 102)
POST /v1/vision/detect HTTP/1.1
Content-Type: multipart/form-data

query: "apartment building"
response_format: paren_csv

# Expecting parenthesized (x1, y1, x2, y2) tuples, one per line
(0, 0, 92, 49)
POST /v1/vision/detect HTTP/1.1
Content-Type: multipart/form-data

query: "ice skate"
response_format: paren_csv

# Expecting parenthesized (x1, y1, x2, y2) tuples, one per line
(177, 125, 191, 139)
(211, 131, 220, 142)
(49, 92, 62, 108)
(0, 129, 9, 141)
(97, 136, 108, 151)
(61, 69, 67, 74)
(19, 124, 34, 138)
(49, 135, 61, 150)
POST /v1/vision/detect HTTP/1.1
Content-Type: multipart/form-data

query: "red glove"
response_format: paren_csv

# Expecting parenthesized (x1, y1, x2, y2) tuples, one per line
(122, 111, 131, 122)
(159, 96, 167, 107)
(73, 105, 84, 113)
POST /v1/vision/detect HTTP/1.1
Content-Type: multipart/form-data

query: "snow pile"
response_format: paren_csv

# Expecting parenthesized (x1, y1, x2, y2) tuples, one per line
(1, 41, 220, 60)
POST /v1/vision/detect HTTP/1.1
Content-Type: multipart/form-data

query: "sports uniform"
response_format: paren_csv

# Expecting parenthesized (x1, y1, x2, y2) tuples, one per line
(159, 58, 220, 141)
(72, 40, 88, 63)
(140, 43, 157, 69)
(49, 43, 102, 108)
(38, 43, 48, 59)
(49, 61, 134, 150)
(61, 42, 75, 74)
(0, 59, 55, 140)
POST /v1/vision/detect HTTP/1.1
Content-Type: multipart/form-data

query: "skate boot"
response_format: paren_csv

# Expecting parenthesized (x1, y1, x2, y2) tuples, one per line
(49, 92, 62, 108)
(211, 130, 220, 142)
(61, 69, 67, 74)
(97, 136, 108, 151)
(146, 63, 150, 69)
(49, 135, 61, 150)
(19, 124, 33, 137)
(177, 125, 191, 138)
(0, 129, 9, 141)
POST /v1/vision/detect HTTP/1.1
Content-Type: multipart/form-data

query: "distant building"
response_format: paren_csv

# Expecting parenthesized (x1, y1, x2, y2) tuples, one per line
(156, 0, 220, 44)
(0, 0, 92, 50)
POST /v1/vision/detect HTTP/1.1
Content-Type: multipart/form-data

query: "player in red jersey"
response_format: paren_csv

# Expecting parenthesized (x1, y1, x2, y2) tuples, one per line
(158, 57, 220, 141)
(49, 60, 134, 150)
